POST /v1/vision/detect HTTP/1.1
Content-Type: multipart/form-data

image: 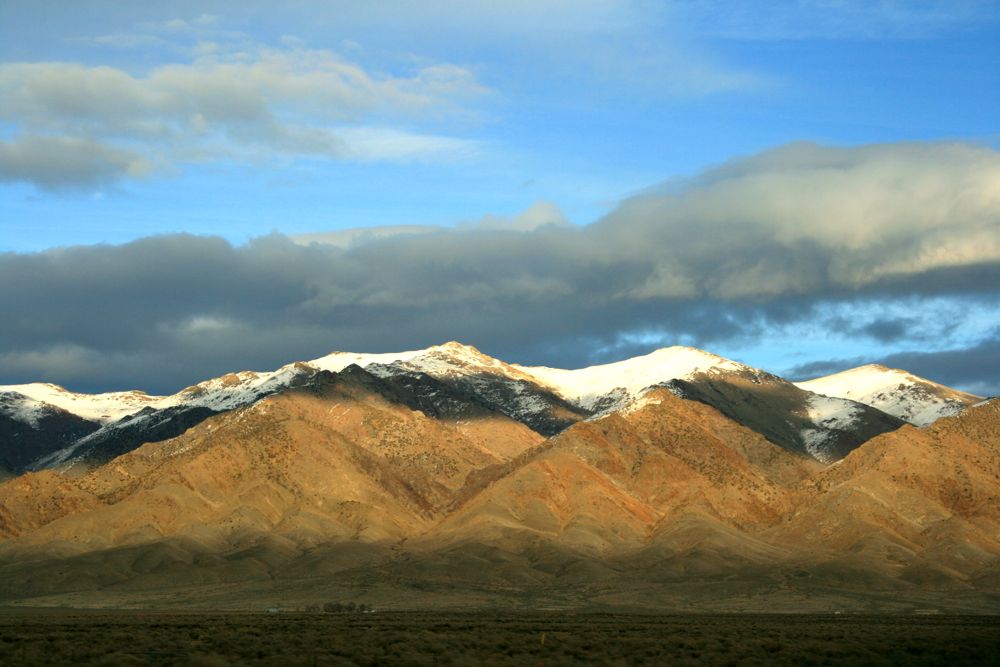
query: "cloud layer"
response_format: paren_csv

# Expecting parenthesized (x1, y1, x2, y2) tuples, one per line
(2, 141, 998, 393)
(0, 41, 486, 189)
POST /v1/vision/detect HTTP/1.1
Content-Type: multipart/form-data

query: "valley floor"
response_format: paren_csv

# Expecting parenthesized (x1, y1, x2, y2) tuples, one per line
(0, 610, 997, 666)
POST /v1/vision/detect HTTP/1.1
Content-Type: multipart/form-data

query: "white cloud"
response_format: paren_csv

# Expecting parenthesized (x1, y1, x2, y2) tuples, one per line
(290, 200, 571, 249)
(468, 200, 572, 231)
(176, 316, 236, 334)
(292, 225, 441, 249)
(0, 41, 488, 189)
(253, 1, 766, 97)
(606, 141, 1000, 298)
(336, 127, 481, 162)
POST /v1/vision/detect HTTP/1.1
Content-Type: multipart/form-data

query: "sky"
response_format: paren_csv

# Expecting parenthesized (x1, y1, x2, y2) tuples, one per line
(1, 0, 999, 396)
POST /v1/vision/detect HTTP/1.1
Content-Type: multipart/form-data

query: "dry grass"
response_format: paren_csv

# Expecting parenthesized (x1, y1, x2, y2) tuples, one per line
(0, 610, 996, 665)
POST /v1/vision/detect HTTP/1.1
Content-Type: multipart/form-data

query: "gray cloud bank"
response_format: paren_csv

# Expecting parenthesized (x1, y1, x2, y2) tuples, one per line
(3, 141, 999, 393)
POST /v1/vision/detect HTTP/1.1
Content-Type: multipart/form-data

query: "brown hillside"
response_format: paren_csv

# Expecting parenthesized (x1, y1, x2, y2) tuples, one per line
(0, 371, 543, 555)
(771, 400, 1000, 583)
(428, 389, 819, 554)
(1, 387, 998, 610)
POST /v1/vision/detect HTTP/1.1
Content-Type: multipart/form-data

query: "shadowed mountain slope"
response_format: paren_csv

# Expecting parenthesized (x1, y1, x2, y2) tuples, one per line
(4, 343, 590, 475)
(0, 392, 100, 475)
(668, 370, 905, 462)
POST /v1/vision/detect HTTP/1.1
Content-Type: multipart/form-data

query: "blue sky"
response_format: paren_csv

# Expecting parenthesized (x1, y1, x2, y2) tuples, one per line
(1, 1, 999, 394)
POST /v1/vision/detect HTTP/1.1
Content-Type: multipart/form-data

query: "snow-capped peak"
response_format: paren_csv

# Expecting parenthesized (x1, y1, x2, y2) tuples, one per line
(795, 364, 982, 427)
(0, 381, 162, 423)
(309, 341, 532, 380)
(798, 364, 909, 397)
(166, 361, 315, 412)
(513, 346, 747, 411)
(397, 342, 544, 382)
(2, 343, 749, 427)
(308, 341, 529, 379)
(308, 347, 426, 373)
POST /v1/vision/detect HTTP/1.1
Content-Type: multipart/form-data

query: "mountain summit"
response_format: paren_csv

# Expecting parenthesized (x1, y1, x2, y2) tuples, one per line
(514, 345, 746, 412)
(0, 356, 996, 611)
(0, 343, 981, 476)
(796, 363, 983, 426)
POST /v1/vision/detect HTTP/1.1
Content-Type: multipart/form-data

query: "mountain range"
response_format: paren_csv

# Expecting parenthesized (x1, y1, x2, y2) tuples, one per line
(0, 342, 995, 612)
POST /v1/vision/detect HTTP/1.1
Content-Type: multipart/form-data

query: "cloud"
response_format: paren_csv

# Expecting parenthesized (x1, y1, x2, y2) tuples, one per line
(466, 200, 572, 232)
(1, 141, 998, 393)
(0, 41, 487, 190)
(291, 225, 441, 250)
(336, 127, 482, 163)
(140, 14, 221, 34)
(291, 200, 570, 250)
(857, 317, 916, 343)
(0, 136, 153, 189)
(287, 1, 765, 96)
(83, 33, 168, 49)
(879, 335, 1000, 396)
(601, 141, 1000, 298)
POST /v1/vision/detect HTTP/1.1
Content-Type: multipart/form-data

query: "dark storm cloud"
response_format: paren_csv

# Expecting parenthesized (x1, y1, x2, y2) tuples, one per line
(3, 141, 1000, 392)
(880, 336, 1000, 397)
(786, 358, 856, 381)
(858, 318, 911, 343)
(819, 315, 945, 345)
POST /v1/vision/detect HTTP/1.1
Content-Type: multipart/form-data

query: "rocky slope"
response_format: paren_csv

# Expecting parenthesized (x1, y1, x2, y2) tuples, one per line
(0, 362, 996, 610)
(0, 390, 100, 475)
(769, 398, 1000, 589)
(667, 371, 904, 462)
(428, 388, 820, 554)
(3, 343, 947, 474)
(0, 365, 545, 596)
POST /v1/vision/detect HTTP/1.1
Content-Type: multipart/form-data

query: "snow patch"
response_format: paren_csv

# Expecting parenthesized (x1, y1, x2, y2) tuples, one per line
(799, 395, 863, 463)
(0, 382, 159, 423)
(796, 364, 982, 427)
(309, 348, 425, 373)
(0, 390, 52, 427)
(618, 389, 666, 416)
(515, 346, 745, 411)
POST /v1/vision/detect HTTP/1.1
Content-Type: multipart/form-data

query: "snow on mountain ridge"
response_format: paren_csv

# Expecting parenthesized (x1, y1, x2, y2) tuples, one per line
(5, 343, 974, 455)
(799, 395, 865, 463)
(359, 342, 584, 431)
(0, 382, 160, 424)
(0, 390, 53, 427)
(796, 364, 983, 427)
(1, 344, 477, 429)
(308, 348, 426, 373)
(4, 342, 948, 473)
(401, 342, 545, 383)
(513, 346, 747, 411)
(0, 343, 799, 428)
